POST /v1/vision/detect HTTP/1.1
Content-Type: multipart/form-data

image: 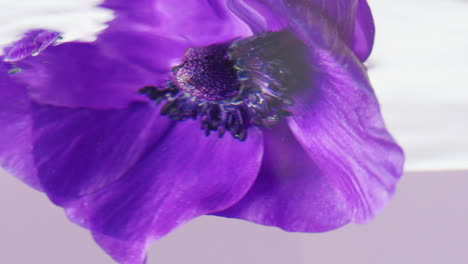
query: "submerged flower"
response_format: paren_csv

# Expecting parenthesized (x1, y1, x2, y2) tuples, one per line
(0, 0, 403, 263)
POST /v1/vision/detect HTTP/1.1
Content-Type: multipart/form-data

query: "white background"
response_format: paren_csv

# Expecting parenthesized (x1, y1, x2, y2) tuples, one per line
(368, 0, 468, 171)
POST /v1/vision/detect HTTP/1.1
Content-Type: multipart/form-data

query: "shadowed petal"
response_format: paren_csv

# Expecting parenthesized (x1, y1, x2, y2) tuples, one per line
(288, 46, 404, 223)
(66, 122, 263, 264)
(0, 62, 39, 189)
(288, 0, 375, 61)
(231, 0, 374, 61)
(303, 0, 376, 61)
(216, 123, 352, 232)
(32, 103, 172, 206)
(298, 0, 357, 45)
(225, 0, 286, 33)
(3, 29, 60, 62)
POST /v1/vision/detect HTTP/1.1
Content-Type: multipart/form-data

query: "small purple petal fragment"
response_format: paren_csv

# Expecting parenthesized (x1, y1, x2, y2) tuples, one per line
(287, 48, 404, 223)
(216, 123, 352, 232)
(3, 30, 60, 62)
(66, 122, 263, 264)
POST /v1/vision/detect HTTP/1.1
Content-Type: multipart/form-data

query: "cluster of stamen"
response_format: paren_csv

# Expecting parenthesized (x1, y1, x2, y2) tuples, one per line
(140, 31, 309, 141)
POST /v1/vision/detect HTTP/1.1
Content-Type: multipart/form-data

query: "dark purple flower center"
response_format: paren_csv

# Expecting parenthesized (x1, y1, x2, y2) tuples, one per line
(172, 44, 240, 101)
(140, 31, 310, 141)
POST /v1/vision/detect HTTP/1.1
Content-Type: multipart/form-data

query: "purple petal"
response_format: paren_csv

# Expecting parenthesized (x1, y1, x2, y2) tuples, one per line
(102, 0, 252, 46)
(218, 0, 398, 227)
(31, 103, 172, 206)
(352, 0, 375, 61)
(91, 233, 148, 264)
(12, 41, 156, 109)
(286, 0, 375, 61)
(216, 123, 351, 232)
(225, 0, 286, 33)
(302, 0, 357, 45)
(97, 30, 188, 76)
(287, 46, 404, 223)
(11, 0, 256, 110)
(0, 62, 39, 189)
(227, 0, 374, 61)
(3, 30, 60, 62)
(305, 0, 376, 60)
(64, 122, 263, 264)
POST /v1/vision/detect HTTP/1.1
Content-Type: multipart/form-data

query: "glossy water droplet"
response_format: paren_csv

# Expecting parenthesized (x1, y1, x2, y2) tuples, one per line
(8, 67, 22, 74)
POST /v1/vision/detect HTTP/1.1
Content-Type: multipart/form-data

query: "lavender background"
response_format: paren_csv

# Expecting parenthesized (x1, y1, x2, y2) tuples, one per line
(1, 0, 467, 263)
(1, 170, 467, 263)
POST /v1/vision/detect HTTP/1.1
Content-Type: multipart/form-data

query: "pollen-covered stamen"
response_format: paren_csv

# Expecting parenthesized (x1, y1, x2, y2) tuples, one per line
(140, 31, 310, 141)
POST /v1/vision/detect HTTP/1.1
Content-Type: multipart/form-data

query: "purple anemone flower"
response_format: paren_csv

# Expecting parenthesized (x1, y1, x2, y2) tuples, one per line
(0, 0, 404, 263)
